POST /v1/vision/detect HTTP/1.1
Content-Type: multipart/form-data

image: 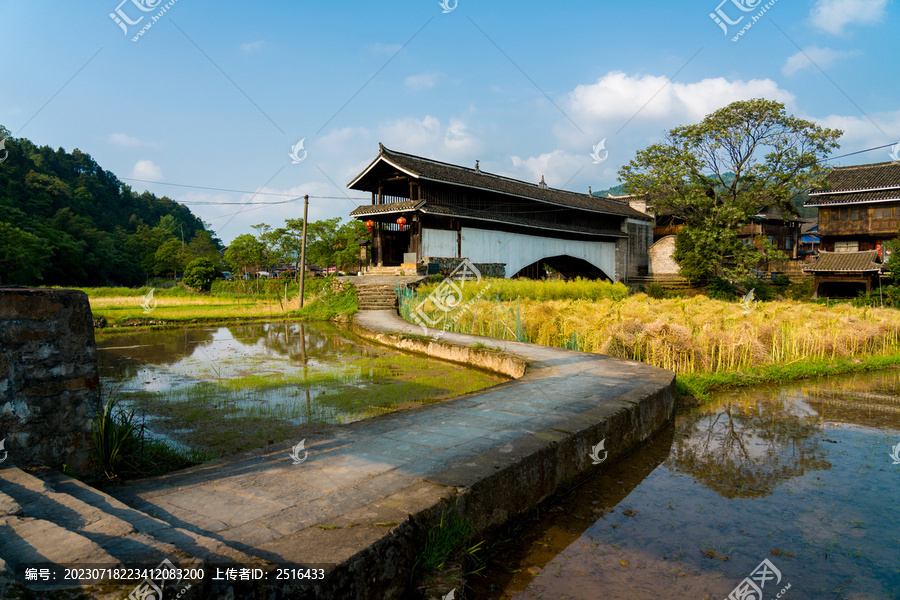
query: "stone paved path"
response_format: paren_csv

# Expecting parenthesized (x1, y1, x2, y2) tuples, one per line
(2, 309, 673, 599)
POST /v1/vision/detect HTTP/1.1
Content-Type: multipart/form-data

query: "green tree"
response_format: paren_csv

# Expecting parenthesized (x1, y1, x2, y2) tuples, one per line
(0, 222, 53, 284)
(183, 257, 216, 291)
(619, 98, 842, 280)
(154, 238, 184, 279)
(224, 233, 265, 279)
(184, 230, 221, 266)
(304, 217, 367, 272)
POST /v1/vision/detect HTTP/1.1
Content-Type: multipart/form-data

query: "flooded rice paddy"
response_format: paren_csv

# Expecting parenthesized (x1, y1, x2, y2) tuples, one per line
(476, 370, 900, 600)
(96, 321, 506, 457)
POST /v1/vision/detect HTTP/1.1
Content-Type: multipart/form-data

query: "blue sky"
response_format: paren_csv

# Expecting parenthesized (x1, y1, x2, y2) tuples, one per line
(1, 0, 898, 244)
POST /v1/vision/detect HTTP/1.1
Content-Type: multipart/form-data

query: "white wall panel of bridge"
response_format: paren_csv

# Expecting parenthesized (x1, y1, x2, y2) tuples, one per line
(460, 227, 617, 280)
(421, 228, 459, 258)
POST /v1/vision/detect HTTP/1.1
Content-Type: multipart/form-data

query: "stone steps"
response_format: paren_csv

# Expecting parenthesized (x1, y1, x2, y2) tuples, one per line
(0, 467, 261, 596)
(355, 283, 399, 310)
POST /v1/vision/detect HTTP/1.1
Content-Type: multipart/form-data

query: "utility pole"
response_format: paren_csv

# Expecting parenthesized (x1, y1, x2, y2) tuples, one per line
(298, 195, 309, 308)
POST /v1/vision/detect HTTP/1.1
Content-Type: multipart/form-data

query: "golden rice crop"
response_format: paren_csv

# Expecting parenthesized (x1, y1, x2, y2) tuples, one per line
(405, 291, 900, 375)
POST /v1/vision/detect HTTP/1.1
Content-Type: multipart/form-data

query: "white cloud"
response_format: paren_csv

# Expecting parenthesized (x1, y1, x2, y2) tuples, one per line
(809, 109, 900, 162)
(108, 133, 158, 148)
(404, 72, 440, 91)
(509, 150, 587, 189)
(239, 40, 264, 54)
(378, 115, 480, 160)
(782, 46, 859, 75)
(565, 71, 795, 126)
(130, 159, 163, 180)
(810, 0, 887, 34)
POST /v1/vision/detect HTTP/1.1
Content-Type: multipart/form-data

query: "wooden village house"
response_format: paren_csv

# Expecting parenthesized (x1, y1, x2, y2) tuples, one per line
(804, 161, 900, 256)
(347, 144, 653, 281)
(802, 161, 900, 296)
(621, 196, 803, 276)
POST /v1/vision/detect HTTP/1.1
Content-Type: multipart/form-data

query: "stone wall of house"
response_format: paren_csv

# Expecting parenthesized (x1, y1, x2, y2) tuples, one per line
(649, 235, 679, 275)
(0, 288, 98, 474)
(420, 257, 506, 279)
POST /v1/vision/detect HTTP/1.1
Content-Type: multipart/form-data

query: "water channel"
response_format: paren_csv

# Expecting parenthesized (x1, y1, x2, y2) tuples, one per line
(95, 321, 506, 457)
(476, 370, 900, 600)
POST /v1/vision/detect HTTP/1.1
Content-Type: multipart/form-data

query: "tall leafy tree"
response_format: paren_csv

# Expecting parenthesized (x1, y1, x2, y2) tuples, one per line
(619, 99, 842, 280)
(0, 222, 53, 284)
(224, 234, 265, 279)
(154, 238, 185, 279)
(184, 230, 222, 266)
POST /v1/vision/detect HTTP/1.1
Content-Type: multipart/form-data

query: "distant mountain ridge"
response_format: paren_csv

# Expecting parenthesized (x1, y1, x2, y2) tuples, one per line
(0, 127, 219, 286)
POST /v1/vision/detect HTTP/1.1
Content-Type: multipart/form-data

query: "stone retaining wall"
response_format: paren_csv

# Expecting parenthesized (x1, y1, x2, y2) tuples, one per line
(0, 288, 98, 474)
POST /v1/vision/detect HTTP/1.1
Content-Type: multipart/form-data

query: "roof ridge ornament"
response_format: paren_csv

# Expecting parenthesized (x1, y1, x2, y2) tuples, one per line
(475, 160, 480, 172)
(538, 175, 547, 189)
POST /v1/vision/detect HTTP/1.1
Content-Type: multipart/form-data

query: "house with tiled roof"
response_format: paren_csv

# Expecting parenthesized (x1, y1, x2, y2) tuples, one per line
(803, 250, 883, 298)
(805, 161, 900, 257)
(347, 144, 653, 281)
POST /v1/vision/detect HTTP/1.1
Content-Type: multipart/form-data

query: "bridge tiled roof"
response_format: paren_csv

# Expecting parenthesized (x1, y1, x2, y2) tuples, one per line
(348, 145, 652, 221)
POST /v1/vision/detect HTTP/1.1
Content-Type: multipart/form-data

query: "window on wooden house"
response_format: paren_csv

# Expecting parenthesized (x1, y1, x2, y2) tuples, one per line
(834, 240, 858, 253)
(850, 207, 861, 220)
(785, 237, 793, 250)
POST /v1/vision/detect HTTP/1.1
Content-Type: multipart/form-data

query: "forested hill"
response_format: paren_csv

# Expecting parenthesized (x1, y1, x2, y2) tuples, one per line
(0, 127, 221, 287)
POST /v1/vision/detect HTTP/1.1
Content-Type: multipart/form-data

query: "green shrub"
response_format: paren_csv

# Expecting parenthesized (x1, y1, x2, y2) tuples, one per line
(92, 395, 139, 479)
(645, 282, 667, 299)
(706, 277, 736, 301)
(883, 285, 900, 308)
(772, 274, 791, 287)
(182, 258, 216, 291)
(785, 279, 814, 301)
(741, 279, 775, 302)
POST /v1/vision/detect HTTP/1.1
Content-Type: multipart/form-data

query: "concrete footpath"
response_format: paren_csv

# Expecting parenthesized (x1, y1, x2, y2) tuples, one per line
(1, 310, 674, 600)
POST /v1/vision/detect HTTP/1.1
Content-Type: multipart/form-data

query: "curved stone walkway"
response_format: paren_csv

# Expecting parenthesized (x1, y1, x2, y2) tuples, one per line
(3, 310, 674, 600)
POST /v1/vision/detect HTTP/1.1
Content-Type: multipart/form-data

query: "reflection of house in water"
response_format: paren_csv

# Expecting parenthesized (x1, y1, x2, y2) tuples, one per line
(802, 386, 900, 430)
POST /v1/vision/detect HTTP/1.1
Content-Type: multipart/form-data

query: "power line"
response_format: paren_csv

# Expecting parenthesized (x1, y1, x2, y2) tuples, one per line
(120, 177, 369, 205)
(823, 142, 899, 162)
(179, 197, 302, 206)
(121, 177, 299, 196)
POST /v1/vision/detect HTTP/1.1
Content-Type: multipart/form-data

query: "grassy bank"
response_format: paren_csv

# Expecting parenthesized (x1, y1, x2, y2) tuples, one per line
(677, 352, 900, 404)
(79, 277, 358, 328)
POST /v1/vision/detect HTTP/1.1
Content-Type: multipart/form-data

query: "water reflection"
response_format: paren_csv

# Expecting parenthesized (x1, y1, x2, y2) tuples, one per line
(479, 370, 900, 599)
(95, 322, 506, 457)
(668, 391, 831, 498)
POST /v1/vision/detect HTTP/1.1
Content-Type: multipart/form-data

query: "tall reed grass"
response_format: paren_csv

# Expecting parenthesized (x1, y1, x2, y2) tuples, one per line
(400, 288, 900, 375)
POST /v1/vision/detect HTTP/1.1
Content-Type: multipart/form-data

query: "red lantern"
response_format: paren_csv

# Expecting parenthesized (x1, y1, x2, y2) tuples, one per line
(397, 217, 407, 229)
(365, 219, 375, 232)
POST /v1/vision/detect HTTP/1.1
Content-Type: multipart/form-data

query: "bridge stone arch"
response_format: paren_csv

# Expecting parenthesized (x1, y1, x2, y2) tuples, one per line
(511, 255, 613, 280)
(458, 227, 618, 281)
